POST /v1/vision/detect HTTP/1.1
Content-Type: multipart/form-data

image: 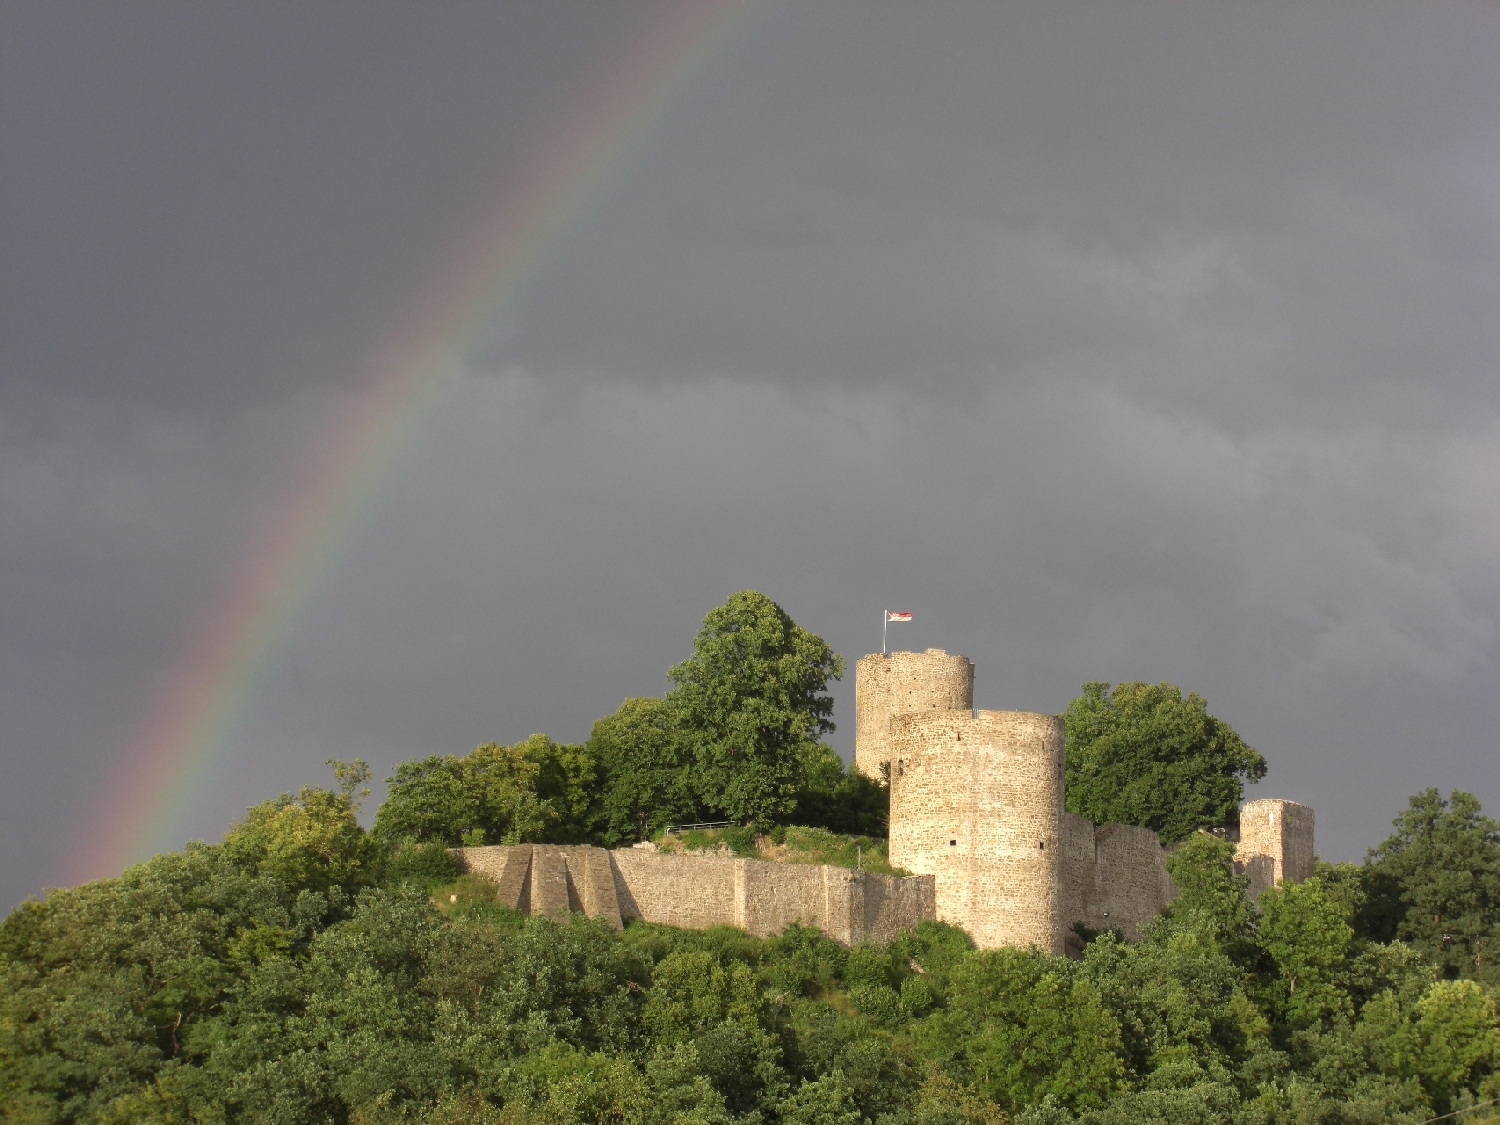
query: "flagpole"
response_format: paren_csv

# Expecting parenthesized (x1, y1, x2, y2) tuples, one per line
(883, 611, 887, 655)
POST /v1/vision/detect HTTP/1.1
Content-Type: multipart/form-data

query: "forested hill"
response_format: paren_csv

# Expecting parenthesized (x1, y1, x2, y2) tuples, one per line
(3, 783, 1500, 1124)
(4, 593, 1499, 1123)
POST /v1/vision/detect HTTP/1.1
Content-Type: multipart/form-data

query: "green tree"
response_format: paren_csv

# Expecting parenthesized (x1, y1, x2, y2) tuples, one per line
(794, 744, 890, 838)
(370, 753, 475, 846)
(589, 697, 699, 846)
(927, 947, 1125, 1113)
(1062, 682, 1266, 842)
(222, 758, 377, 894)
(1162, 833, 1255, 957)
(1357, 977, 1500, 1117)
(1257, 877, 1355, 1027)
(372, 736, 595, 848)
(779, 1071, 862, 1125)
(1363, 789, 1500, 984)
(1080, 927, 1266, 1083)
(667, 591, 845, 827)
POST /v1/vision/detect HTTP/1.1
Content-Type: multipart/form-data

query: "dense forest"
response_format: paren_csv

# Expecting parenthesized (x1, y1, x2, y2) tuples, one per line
(4, 593, 1498, 1124)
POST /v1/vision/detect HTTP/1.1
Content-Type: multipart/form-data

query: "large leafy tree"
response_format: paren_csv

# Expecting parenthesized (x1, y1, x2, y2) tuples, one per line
(372, 736, 595, 847)
(1062, 682, 1266, 842)
(1362, 788, 1500, 984)
(590, 697, 700, 846)
(1256, 877, 1356, 1027)
(667, 591, 844, 827)
(222, 758, 377, 894)
(933, 947, 1125, 1113)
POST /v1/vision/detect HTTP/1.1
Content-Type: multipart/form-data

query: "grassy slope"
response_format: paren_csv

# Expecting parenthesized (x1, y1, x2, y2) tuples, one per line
(653, 825, 909, 877)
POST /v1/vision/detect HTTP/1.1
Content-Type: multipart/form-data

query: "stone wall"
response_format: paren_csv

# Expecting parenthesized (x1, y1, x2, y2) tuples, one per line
(1059, 813, 1176, 940)
(453, 843, 935, 946)
(888, 709, 1065, 954)
(1236, 799, 1315, 888)
(854, 650, 974, 777)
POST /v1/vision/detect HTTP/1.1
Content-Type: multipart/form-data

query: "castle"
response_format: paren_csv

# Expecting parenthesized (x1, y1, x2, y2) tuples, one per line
(454, 647, 1313, 953)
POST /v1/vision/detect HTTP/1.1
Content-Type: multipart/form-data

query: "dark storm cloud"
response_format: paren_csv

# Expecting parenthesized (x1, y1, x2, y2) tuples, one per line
(3, 2, 1498, 909)
(0, 1, 641, 405)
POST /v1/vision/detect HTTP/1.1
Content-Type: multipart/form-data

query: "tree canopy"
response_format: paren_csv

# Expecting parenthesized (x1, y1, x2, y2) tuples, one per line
(667, 590, 845, 827)
(1062, 681, 1267, 842)
(588, 697, 699, 848)
(372, 735, 596, 848)
(371, 592, 867, 847)
(7, 778, 1500, 1124)
(1361, 788, 1500, 985)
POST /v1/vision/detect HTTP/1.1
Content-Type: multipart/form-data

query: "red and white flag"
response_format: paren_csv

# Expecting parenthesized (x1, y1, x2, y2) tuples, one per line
(885, 610, 913, 622)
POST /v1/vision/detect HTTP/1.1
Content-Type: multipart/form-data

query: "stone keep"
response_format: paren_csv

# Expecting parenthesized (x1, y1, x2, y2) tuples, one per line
(887, 709, 1066, 954)
(1236, 798, 1315, 888)
(854, 649, 974, 778)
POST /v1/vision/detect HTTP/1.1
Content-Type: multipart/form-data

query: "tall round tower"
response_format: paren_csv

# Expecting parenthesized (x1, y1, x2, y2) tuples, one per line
(887, 710, 1065, 953)
(854, 650, 974, 778)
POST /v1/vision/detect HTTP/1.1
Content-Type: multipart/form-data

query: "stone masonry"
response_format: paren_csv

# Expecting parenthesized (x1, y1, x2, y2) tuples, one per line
(453, 843, 935, 946)
(887, 710, 1065, 954)
(1236, 798, 1315, 889)
(1059, 813, 1176, 940)
(854, 650, 974, 778)
(863, 649, 1315, 952)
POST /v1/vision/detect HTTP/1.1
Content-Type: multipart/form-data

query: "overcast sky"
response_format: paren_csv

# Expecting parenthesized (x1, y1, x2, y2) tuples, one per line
(3, 1, 1498, 910)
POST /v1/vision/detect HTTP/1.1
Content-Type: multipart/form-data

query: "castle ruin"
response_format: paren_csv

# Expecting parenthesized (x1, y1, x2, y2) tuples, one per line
(455, 646, 1314, 952)
(865, 648, 1315, 953)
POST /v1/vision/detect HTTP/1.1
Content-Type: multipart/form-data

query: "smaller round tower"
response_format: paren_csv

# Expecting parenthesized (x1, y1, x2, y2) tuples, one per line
(888, 710, 1065, 953)
(854, 650, 974, 778)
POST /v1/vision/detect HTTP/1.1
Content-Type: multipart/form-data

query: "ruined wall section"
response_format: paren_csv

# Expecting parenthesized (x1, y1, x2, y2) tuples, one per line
(854, 650, 973, 778)
(1058, 813, 1175, 941)
(1236, 799, 1315, 887)
(609, 848, 738, 931)
(1060, 811, 1099, 933)
(456, 843, 935, 946)
(888, 709, 1065, 954)
(1094, 823, 1174, 939)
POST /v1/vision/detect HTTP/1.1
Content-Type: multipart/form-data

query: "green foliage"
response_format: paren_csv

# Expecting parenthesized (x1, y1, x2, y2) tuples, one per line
(1364, 788, 1500, 984)
(8, 814, 1500, 1125)
(589, 696, 700, 846)
(8, 589, 1500, 1125)
(372, 735, 596, 848)
(1256, 877, 1355, 1027)
(794, 744, 891, 837)
(1163, 834, 1255, 955)
(221, 758, 377, 894)
(1079, 928, 1265, 1082)
(1062, 682, 1267, 842)
(373, 591, 862, 844)
(923, 947, 1125, 1113)
(667, 590, 845, 827)
(384, 840, 461, 888)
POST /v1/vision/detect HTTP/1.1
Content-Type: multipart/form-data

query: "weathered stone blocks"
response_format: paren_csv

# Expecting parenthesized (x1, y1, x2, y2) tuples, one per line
(888, 709, 1066, 954)
(854, 649, 974, 778)
(1236, 798, 1315, 889)
(452, 844, 935, 945)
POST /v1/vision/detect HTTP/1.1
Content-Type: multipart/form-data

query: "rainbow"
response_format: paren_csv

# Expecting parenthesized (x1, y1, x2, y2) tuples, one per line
(65, 0, 773, 886)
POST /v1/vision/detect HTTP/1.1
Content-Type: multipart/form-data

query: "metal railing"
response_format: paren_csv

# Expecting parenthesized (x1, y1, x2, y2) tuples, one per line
(661, 821, 733, 836)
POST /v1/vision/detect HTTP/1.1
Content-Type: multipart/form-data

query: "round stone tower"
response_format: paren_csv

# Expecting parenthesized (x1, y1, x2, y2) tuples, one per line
(854, 649, 974, 778)
(887, 710, 1065, 953)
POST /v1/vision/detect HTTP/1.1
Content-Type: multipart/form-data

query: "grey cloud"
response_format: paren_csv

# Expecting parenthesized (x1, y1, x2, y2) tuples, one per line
(3, 1, 1498, 909)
